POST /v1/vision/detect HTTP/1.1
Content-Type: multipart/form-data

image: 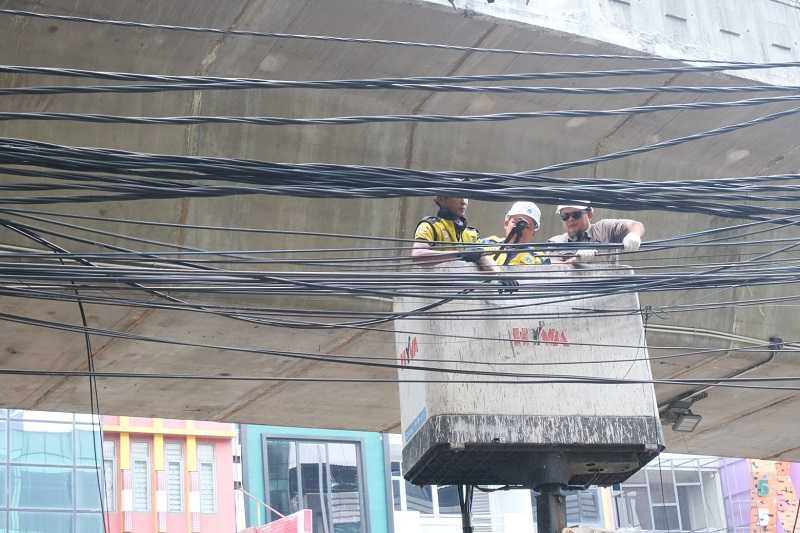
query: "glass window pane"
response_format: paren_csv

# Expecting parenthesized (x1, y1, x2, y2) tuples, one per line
(617, 487, 652, 530)
(197, 442, 214, 463)
(103, 459, 115, 512)
(75, 425, 102, 466)
(390, 462, 401, 477)
(9, 466, 73, 509)
(0, 511, 5, 533)
(9, 411, 72, 423)
(405, 483, 433, 514)
(9, 421, 74, 465)
(437, 486, 460, 515)
(298, 442, 329, 533)
(328, 443, 359, 493)
(265, 439, 365, 533)
(567, 490, 600, 525)
(76, 514, 104, 533)
(76, 469, 103, 511)
(648, 470, 677, 504)
(623, 469, 647, 485)
(9, 511, 72, 533)
(0, 421, 7, 462)
(653, 505, 680, 531)
(0, 467, 6, 507)
(266, 439, 296, 520)
(701, 472, 725, 529)
(677, 485, 705, 531)
(674, 470, 700, 484)
(392, 480, 401, 511)
(102, 440, 116, 512)
(326, 442, 363, 533)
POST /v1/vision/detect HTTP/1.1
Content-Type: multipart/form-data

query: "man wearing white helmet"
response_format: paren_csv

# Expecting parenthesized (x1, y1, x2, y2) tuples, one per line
(548, 203, 645, 263)
(481, 201, 551, 266)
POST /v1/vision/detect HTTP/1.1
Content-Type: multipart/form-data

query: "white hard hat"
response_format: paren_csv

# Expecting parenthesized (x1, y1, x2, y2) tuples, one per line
(505, 201, 541, 228)
(555, 202, 592, 214)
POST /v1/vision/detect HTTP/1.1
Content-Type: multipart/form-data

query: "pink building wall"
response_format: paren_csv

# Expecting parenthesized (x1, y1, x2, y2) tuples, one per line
(100, 416, 236, 533)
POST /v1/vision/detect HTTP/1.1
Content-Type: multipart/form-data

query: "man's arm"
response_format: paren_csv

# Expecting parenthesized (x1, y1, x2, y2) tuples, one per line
(411, 241, 501, 272)
(624, 220, 645, 238)
(546, 233, 582, 265)
(618, 219, 645, 252)
(411, 241, 463, 265)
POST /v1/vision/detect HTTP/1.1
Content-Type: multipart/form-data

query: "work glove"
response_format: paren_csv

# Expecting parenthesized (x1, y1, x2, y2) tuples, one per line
(497, 278, 519, 295)
(459, 250, 483, 264)
(574, 249, 598, 261)
(623, 233, 642, 252)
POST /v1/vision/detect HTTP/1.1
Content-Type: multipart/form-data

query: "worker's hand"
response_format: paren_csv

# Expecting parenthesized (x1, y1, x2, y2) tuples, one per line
(623, 233, 642, 252)
(576, 249, 598, 260)
(565, 249, 598, 265)
(459, 250, 483, 264)
(497, 278, 519, 295)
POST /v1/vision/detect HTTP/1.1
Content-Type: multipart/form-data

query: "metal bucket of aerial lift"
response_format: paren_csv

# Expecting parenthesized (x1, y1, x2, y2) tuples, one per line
(395, 262, 663, 488)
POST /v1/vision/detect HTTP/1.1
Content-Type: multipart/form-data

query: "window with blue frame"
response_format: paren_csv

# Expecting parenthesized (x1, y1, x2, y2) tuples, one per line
(262, 436, 366, 533)
(0, 409, 106, 533)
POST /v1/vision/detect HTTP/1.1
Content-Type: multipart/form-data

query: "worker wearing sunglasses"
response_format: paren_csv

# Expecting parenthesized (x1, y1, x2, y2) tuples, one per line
(547, 203, 645, 264)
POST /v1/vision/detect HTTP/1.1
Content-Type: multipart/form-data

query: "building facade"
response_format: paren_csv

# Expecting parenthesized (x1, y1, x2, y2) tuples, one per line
(0, 409, 236, 533)
(240, 425, 393, 533)
(718, 459, 800, 533)
(101, 416, 236, 533)
(242, 428, 800, 533)
(0, 409, 106, 533)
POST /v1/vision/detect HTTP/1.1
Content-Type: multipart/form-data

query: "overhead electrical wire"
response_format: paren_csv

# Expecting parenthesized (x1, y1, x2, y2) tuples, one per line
(1, 308, 800, 392)
(3, 222, 110, 533)
(3, 93, 800, 126)
(3, 81, 800, 97)
(0, 366, 798, 391)
(4, 8, 800, 506)
(2, 138, 800, 220)
(0, 206, 794, 247)
(3, 60, 800, 87)
(0, 8, 766, 64)
(0, 7, 798, 412)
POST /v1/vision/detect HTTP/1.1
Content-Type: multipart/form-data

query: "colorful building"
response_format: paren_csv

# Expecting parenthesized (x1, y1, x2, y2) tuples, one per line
(101, 416, 236, 533)
(719, 459, 800, 533)
(0, 409, 236, 533)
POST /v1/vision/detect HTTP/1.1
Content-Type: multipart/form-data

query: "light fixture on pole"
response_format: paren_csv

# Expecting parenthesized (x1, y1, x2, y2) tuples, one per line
(666, 392, 708, 433)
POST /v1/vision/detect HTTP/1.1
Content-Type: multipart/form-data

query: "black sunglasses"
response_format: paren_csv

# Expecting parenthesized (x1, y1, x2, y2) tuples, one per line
(559, 210, 587, 221)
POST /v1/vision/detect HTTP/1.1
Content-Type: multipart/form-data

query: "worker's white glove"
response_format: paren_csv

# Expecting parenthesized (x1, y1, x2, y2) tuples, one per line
(574, 249, 598, 261)
(623, 233, 642, 252)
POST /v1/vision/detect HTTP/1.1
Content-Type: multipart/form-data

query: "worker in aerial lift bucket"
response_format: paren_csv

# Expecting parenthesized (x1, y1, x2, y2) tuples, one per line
(480, 201, 551, 266)
(547, 202, 645, 263)
(412, 196, 519, 292)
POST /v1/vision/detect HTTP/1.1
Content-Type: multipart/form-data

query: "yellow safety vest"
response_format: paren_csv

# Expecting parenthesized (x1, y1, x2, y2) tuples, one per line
(481, 235, 550, 266)
(414, 216, 479, 246)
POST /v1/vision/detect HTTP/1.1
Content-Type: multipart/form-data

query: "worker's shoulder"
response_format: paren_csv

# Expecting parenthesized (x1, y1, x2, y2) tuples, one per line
(417, 215, 441, 226)
(594, 218, 628, 225)
(547, 232, 569, 243)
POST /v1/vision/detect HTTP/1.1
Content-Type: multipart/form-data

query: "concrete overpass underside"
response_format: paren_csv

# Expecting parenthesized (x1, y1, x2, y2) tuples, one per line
(1, 0, 799, 461)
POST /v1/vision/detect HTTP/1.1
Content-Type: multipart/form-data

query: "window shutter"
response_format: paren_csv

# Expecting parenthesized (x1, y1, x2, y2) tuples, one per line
(165, 442, 183, 512)
(198, 444, 216, 513)
(131, 441, 150, 511)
